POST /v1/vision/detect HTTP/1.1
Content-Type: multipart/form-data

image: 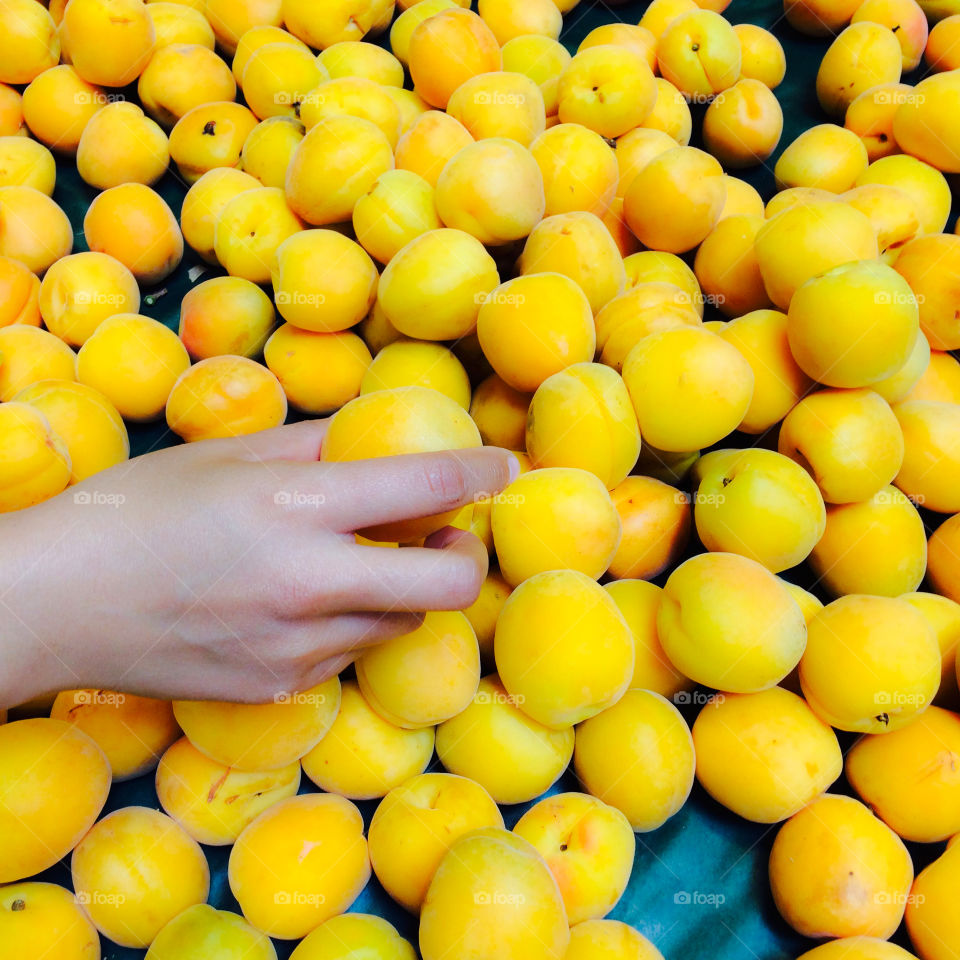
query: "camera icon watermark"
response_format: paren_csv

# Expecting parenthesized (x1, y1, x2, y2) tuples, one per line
(274, 490, 326, 507)
(74, 690, 126, 707)
(674, 690, 724, 707)
(473, 890, 526, 906)
(674, 890, 726, 907)
(475, 688, 525, 707)
(76, 891, 126, 906)
(274, 691, 327, 706)
(73, 491, 126, 508)
(276, 291, 326, 307)
(473, 91, 526, 106)
(475, 291, 526, 307)
(274, 891, 326, 906)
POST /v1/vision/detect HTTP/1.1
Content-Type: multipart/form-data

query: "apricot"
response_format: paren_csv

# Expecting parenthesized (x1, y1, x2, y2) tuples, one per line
(146, 904, 277, 960)
(469, 374, 528, 449)
(0, 325, 76, 402)
(71, 806, 209, 948)
(298, 77, 399, 148)
(76, 102, 169, 189)
(0, 254, 40, 327)
(734, 23, 786, 87)
(775, 123, 869, 192)
(361, 341, 469, 409)
(172, 678, 338, 770)
(852, 0, 928, 70)
(779, 388, 904, 503)
(519, 211, 625, 313)
(857, 154, 952, 234)
(317, 40, 403, 86)
(771, 794, 914, 940)
(50, 689, 179, 781)
(622, 327, 754, 452)
(906, 843, 960, 960)
(229, 793, 370, 939)
(459, 568, 509, 664)
(558, 45, 656, 139)
(168, 100, 258, 183)
(893, 233, 960, 349)
(215, 187, 301, 284)
(903, 592, 960, 701)
(796, 939, 920, 960)
(926, 14, 960, 70)
(356, 611, 479, 728)
(379, 229, 498, 341)
(61, 0, 155, 88)
(614, 128, 676, 198)
(893, 400, 960, 513)
(624, 146, 725, 254)
(83, 183, 183, 285)
(291, 914, 414, 960)
(181, 167, 259, 263)
(641, 77, 693, 145)
(703, 79, 782, 169)
(320, 385, 481, 541)
(39, 251, 141, 347)
(0, 718, 109, 882)
(695, 214, 770, 317)
(447, 71, 546, 146)
(147, 1, 216, 48)
(601, 197, 641, 258)
(801, 594, 939, 731)
(20, 65, 106, 154)
(0, 83, 23, 136)
(639, 0, 698, 38)
(579, 23, 657, 70)
(658, 10, 742, 99)
(0, 185, 73, 274)
(817, 23, 903, 118)
(139, 43, 235, 128)
(156, 736, 299, 845)
(395, 111, 473, 187)
(285, 115, 393, 225)
(281, 0, 393, 49)
(893, 70, 960, 172)
(205, 0, 282, 55)
(905, 350, 960, 403)
(180, 276, 275, 361)
(15, 380, 129, 483)
(566, 920, 665, 960)
(529, 124, 617, 218)
(420, 829, 569, 960)
(754, 201, 879, 310)
(693, 687, 841, 823)
(0, 136, 55, 194)
(368, 772, 504, 913)
(383, 86, 430, 135)
(525, 363, 640, 489)
(389, 0, 460, 65)
(436, 674, 574, 804)
(231, 25, 309, 83)
(514, 792, 634, 925)
(0, 882, 100, 960)
(407, 9, 501, 109)
(764, 186, 839, 217)
(784, 0, 862, 33)
(477, 0, 560, 44)
(0, 0, 59, 85)
(841, 183, 921, 259)
(844, 83, 911, 162)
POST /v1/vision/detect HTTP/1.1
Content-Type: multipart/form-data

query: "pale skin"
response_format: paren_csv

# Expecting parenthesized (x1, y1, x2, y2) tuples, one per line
(0, 419, 518, 710)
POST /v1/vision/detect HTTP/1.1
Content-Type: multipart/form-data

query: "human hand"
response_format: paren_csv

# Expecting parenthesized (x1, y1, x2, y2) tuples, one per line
(0, 420, 517, 709)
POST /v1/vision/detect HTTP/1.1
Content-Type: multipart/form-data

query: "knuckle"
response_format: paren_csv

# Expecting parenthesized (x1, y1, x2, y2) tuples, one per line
(424, 454, 469, 509)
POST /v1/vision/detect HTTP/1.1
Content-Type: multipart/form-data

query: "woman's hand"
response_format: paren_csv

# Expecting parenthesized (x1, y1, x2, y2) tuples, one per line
(0, 420, 517, 709)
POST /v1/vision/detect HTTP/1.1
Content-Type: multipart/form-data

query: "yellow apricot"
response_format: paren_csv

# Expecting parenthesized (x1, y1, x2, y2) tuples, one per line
(857, 153, 952, 234)
(844, 83, 912, 162)
(166, 355, 287, 441)
(14, 380, 129, 483)
(841, 183, 921, 260)
(624, 146, 725, 254)
(446, 71, 546, 147)
(0, 136, 55, 194)
(0, 185, 73, 274)
(138, 43, 235, 128)
(639, 0, 699, 38)
(301, 680, 434, 799)
(436, 674, 574, 804)
(0, 83, 24, 136)
(361, 340, 469, 409)
(754, 200, 879, 310)
(146, 904, 277, 960)
(734, 23, 786, 87)
(169, 100, 258, 183)
(320, 385, 481, 541)
(228, 793, 370, 939)
(775, 123, 869, 192)
(852, 0, 929, 70)
(802, 593, 938, 733)
(147, 1, 215, 48)
(420, 829, 570, 960)
(231, 24, 309, 84)
(395, 110, 473, 186)
(382, 86, 429, 134)
(926, 513, 960, 607)
(0, 254, 40, 327)
(694, 214, 771, 318)
(39, 251, 141, 347)
(614, 127, 676, 198)
(769, 794, 914, 938)
(408, 9, 501, 109)
(903, 592, 960, 702)
(298, 76, 399, 147)
(658, 9, 742, 99)
(83, 183, 183, 285)
(622, 327, 754, 451)
(870, 329, 930, 403)
(558, 45, 656, 139)
(893, 233, 960, 349)
(764, 186, 839, 217)
(180, 166, 259, 262)
(378, 228, 498, 341)
(704, 78, 782, 168)
(389, 0, 460, 65)
(205, 0, 282, 55)
(317, 40, 403, 86)
(291, 914, 414, 960)
(893, 400, 960, 513)
(796, 938, 919, 960)
(478, 0, 561, 44)
(214, 185, 302, 284)
(0, 882, 100, 960)
(893, 70, 960, 172)
(469, 374, 529, 449)
(0, 0, 58, 85)
(476, 272, 594, 392)
(179, 275, 275, 360)
(566, 920, 665, 960)
(0, 404, 70, 512)
(76, 102, 169, 189)
(574, 688, 694, 831)
(368, 772, 504, 913)
(530, 123, 617, 217)
(281, 0, 393, 49)
(818, 22, 903, 118)
(640, 77, 693, 145)
(926, 14, 960, 70)
(498, 36, 570, 118)
(904, 349, 960, 404)
(356, 611, 480, 729)
(0, 325, 75, 402)
(62, 0, 155, 87)
(906, 843, 960, 960)
(579, 23, 657, 71)
(20, 65, 106, 154)
(784, 0, 861, 33)
(285, 114, 393, 225)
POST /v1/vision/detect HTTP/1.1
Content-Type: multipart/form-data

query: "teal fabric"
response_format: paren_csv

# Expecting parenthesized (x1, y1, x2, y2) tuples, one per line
(30, 2, 956, 958)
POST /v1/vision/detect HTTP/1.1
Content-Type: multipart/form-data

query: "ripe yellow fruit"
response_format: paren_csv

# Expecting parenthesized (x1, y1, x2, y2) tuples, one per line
(851, 0, 929, 71)
(241, 116, 304, 189)
(146, 904, 277, 960)
(0, 402, 72, 513)
(893, 233, 960, 350)
(76, 101, 169, 189)
(531, 123, 618, 217)
(180, 167, 260, 263)
(361, 340, 469, 409)
(566, 920, 665, 960)
(179, 275, 276, 361)
(0, 185, 73, 274)
(734, 23, 786, 87)
(62, 0, 156, 88)
(0, 325, 76, 402)
(893, 70, 960, 173)
(0, 136, 55, 194)
(657, 10, 742, 100)
(816, 22, 903, 119)
(291, 914, 415, 960)
(693, 214, 771, 318)
(0, 0, 59, 85)
(317, 40, 405, 86)
(906, 843, 960, 960)
(894, 400, 960, 513)
(0, 882, 100, 960)
(857, 154, 952, 235)
(775, 124, 869, 193)
(769, 794, 914, 939)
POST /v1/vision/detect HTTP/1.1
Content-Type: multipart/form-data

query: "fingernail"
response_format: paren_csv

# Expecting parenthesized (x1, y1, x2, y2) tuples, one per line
(507, 453, 521, 483)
